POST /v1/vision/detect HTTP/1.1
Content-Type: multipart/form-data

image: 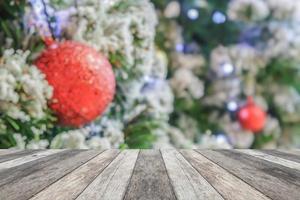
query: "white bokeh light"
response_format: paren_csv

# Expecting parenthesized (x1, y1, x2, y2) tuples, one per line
(175, 43, 184, 52)
(212, 11, 226, 24)
(221, 63, 234, 75)
(216, 134, 229, 144)
(227, 101, 238, 112)
(187, 8, 199, 20)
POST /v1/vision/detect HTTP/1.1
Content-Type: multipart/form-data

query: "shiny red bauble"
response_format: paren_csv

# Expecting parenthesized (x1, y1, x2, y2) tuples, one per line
(35, 39, 115, 127)
(237, 97, 266, 133)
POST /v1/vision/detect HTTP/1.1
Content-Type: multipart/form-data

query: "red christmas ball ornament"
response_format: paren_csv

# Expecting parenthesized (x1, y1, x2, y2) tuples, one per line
(237, 97, 266, 133)
(35, 39, 115, 127)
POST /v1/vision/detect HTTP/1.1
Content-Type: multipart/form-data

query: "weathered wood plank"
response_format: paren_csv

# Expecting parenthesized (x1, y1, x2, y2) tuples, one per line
(161, 149, 224, 200)
(0, 150, 75, 187)
(181, 150, 270, 200)
(198, 150, 300, 200)
(220, 150, 300, 183)
(30, 150, 119, 200)
(0, 150, 101, 200)
(124, 150, 176, 200)
(0, 150, 22, 156)
(76, 150, 139, 200)
(260, 150, 300, 163)
(0, 150, 40, 163)
(238, 149, 300, 170)
(0, 149, 299, 200)
(0, 149, 64, 171)
(278, 149, 300, 156)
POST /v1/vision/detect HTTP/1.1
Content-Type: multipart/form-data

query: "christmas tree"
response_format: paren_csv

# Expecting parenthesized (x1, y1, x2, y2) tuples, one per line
(153, 0, 300, 148)
(0, 0, 300, 149)
(0, 0, 174, 149)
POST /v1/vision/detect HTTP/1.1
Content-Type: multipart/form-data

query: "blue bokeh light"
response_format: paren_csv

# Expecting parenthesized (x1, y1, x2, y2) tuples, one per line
(212, 11, 226, 24)
(187, 8, 199, 20)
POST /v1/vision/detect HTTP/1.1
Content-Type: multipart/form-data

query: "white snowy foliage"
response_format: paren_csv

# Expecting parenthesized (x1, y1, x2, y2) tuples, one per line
(0, 49, 53, 122)
(228, 0, 269, 22)
(49, 0, 175, 149)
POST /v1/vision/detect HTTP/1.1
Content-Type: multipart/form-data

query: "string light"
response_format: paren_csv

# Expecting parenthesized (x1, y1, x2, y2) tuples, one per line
(141, 76, 159, 93)
(187, 8, 199, 20)
(221, 63, 234, 75)
(175, 43, 184, 52)
(28, 0, 52, 37)
(216, 134, 229, 144)
(227, 100, 238, 112)
(28, 0, 76, 38)
(212, 11, 226, 24)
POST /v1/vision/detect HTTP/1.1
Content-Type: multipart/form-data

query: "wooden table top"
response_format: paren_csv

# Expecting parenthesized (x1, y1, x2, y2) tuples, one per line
(0, 149, 299, 200)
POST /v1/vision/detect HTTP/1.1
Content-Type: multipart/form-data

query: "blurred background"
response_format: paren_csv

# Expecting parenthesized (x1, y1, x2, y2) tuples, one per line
(0, 0, 300, 149)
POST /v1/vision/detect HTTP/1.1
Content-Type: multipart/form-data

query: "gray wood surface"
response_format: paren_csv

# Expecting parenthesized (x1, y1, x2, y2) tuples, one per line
(278, 149, 300, 156)
(161, 149, 224, 200)
(0, 150, 78, 187)
(0, 150, 40, 163)
(0, 149, 299, 200)
(181, 150, 270, 200)
(76, 150, 139, 200)
(0, 150, 101, 200)
(30, 150, 119, 200)
(260, 150, 300, 163)
(0, 149, 22, 156)
(237, 149, 300, 170)
(198, 150, 300, 200)
(124, 150, 176, 200)
(0, 150, 64, 171)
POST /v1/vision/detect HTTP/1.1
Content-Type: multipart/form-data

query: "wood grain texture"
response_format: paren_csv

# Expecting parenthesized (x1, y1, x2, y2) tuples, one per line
(76, 150, 139, 200)
(0, 150, 22, 156)
(0, 149, 299, 200)
(238, 149, 300, 170)
(161, 149, 224, 200)
(181, 150, 270, 200)
(260, 150, 300, 163)
(0, 150, 40, 163)
(124, 150, 176, 200)
(219, 150, 300, 183)
(0, 150, 76, 187)
(30, 150, 119, 200)
(0, 150, 101, 200)
(0, 149, 64, 171)
(198, 150, 300, 200)
(278, 149, 300, 156)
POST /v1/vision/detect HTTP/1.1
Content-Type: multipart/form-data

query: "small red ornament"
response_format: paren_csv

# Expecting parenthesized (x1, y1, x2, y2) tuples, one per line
(237, 97, 266, 133)
(35, 39, 115, 127)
